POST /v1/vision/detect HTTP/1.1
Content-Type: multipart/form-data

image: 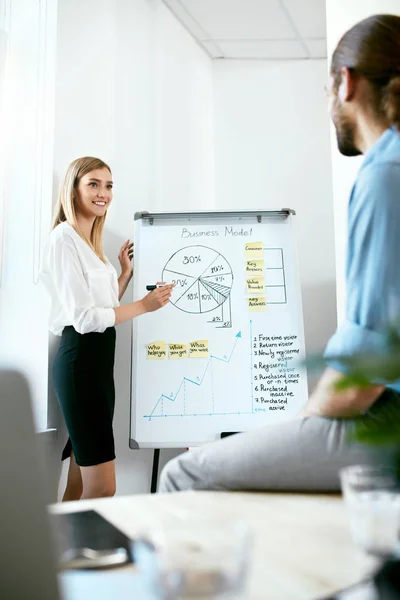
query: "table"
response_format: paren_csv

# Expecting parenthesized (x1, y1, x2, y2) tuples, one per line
(50, 491, 379, 600)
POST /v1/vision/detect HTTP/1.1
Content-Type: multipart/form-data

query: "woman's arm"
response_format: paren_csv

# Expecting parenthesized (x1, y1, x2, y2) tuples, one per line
(118, 271, 132, 300)
(118, 240, 133, 300)
(113, 285, 174, 326)
(300, 367, 384, 418)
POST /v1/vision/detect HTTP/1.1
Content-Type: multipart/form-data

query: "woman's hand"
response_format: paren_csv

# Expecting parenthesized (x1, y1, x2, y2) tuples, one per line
(118, 240, 134, 277)
(113, 283, 175, 325)
(141, 283, 174, 312)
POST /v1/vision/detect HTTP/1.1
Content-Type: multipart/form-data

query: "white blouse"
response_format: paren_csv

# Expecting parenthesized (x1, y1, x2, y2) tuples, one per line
(41, 222, 119, 336)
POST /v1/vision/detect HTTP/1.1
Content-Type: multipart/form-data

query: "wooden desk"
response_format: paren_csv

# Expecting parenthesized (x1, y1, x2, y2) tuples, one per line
(50, 491, 379, 600)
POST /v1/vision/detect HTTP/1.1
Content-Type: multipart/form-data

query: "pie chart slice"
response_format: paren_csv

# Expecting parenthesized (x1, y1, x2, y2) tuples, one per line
(198, 282, 220, 313)
(162, 246, 219, 280)
(163, 271, 198, 302)
(200, 258, 232, 279)
(199, 279, 230, 306)
(173, 280, 202, 313)
(200, 273, 233, 289)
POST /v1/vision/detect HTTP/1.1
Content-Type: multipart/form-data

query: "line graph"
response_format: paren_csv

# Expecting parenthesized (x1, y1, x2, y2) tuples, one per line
(144, 331, 246, 419)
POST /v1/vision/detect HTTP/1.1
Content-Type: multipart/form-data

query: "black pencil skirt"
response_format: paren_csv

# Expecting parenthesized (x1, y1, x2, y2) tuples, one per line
(52, 326, 116, 467)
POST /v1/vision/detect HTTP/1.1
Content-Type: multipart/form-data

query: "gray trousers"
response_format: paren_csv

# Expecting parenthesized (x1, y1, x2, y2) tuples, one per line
(159, 392, 400, 493)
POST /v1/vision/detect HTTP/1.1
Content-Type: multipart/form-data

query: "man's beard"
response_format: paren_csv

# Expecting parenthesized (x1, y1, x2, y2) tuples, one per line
(332, 101, 361, 157)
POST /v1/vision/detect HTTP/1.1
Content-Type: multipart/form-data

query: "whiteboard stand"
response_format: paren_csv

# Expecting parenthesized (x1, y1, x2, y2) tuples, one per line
(151, 449, 160, 493)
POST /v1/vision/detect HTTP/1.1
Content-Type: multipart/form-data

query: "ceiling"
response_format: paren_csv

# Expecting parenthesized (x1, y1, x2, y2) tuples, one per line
(162, 0, 327, 60)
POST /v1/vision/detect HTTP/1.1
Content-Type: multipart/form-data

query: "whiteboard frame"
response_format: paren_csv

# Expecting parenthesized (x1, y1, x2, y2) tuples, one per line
(129, 209, 304, 450)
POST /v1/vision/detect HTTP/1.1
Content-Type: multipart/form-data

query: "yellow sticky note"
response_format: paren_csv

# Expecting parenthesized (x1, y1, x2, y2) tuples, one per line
(245, 241, 264, 258)
(189, 340, 209, 358)
(246, 277, 265, 294)
(248, 297, 267, 312)
(246, 259, 264, 276)
(147, 341, 167, 360)
(168, 343, 188, 360)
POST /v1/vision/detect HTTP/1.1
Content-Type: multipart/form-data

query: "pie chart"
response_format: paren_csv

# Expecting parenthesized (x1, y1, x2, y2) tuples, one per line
(162, 246, 233, 314)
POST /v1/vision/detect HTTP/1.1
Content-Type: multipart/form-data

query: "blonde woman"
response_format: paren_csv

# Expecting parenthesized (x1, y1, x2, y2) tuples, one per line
(41, 157, 173, 501)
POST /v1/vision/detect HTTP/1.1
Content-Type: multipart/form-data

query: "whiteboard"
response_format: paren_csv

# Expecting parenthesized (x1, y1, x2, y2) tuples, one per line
(130, 211, 308, 448)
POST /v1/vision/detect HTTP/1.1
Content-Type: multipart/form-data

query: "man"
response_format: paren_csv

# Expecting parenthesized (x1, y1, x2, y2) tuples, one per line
(159, 14, 400, 493)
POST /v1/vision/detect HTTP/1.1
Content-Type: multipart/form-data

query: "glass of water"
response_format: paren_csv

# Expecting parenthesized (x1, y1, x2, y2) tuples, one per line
(133, 518, 252, 599)
(340, 465, 400, 557)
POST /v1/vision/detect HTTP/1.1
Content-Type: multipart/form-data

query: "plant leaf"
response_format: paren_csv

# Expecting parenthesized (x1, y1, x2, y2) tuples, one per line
(334, 374, 371, 391)
(351, 419, 400, 446)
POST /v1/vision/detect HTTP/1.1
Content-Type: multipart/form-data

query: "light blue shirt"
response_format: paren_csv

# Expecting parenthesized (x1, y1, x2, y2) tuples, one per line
(324, 127, 400, 392)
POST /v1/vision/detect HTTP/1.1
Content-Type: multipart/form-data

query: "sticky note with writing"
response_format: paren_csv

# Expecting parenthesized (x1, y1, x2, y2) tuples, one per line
(189, 340, 209, 358)
(246, 259, 264, 275)
(147, 341, 167, 360)
(245, 241, 263, 258)
(246, 277, 265, 294)
(248, 297, 267, 312)
(168, 343, 188, 359)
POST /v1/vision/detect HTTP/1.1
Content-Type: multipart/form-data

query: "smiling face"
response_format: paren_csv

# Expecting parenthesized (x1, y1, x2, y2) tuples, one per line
(74, 167, 113, 220)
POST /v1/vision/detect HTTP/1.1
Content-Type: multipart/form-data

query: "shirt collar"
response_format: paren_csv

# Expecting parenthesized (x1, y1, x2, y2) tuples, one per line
(361, 126, 397, 171)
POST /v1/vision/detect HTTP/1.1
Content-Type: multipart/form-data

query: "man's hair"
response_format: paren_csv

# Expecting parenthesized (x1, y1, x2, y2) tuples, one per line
(331, 14, 400, 130)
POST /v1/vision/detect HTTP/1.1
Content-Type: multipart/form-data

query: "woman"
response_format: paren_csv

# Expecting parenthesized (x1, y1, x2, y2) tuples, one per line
(41, 156, 173, 501)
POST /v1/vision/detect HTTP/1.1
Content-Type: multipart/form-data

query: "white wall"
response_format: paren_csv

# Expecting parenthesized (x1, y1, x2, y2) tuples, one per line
(326, 0, 400, 321)
(52, 0, 214, 497)
(152, 3, 215, 210)
(0, 0, 57, 431)
(214, 60, 336, 361)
